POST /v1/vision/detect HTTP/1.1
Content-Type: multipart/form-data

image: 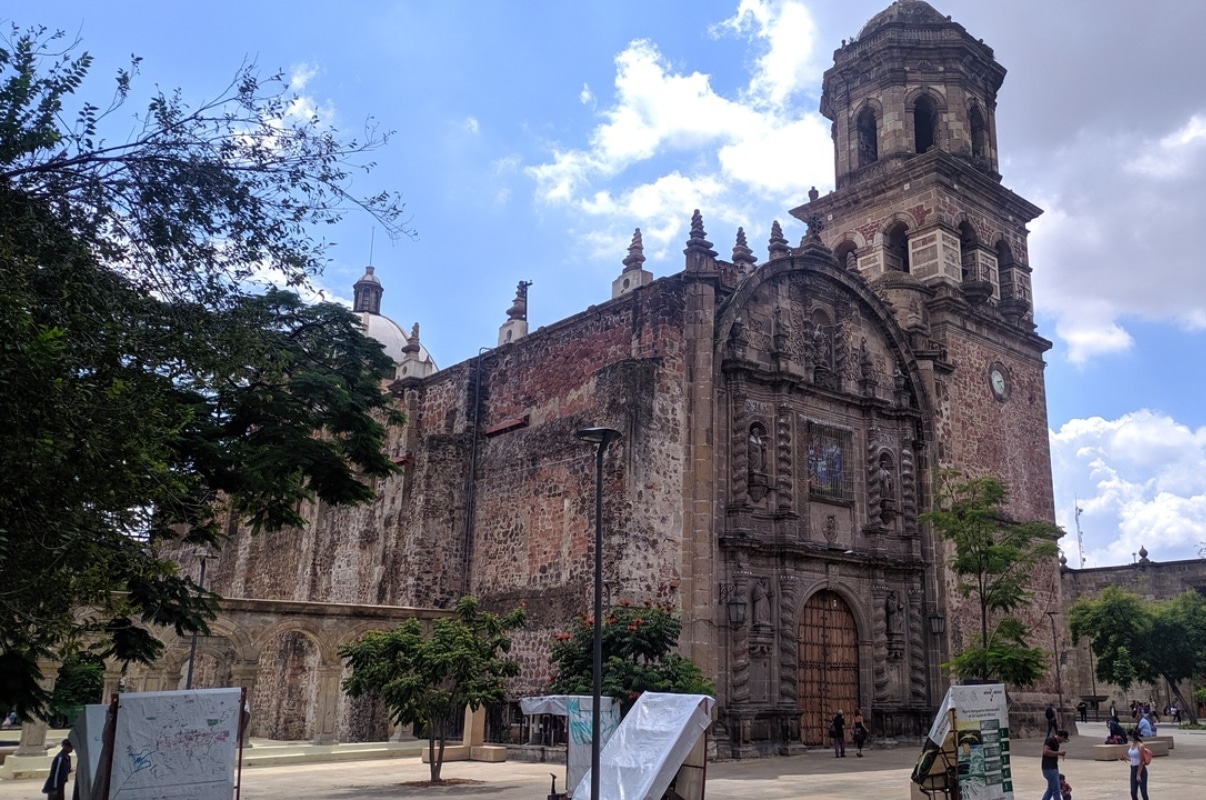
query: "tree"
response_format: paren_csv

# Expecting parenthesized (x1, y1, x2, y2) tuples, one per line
(340, 597, 526, 783)
(0, 24, 407, 717)
(921, 474, 1062, 686)
(547, 601, 715, 715)
(1069, 586, 1206, 724)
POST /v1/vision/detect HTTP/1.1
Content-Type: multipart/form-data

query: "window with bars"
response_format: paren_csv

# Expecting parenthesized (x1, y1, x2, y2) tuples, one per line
(806, 422, 853, 502)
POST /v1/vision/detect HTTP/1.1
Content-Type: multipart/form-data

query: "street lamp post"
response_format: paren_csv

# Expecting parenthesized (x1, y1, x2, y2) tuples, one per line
(185, 554, 209, 690)
(576, 426, 622, 800)
(1046, 611, 1063, 724)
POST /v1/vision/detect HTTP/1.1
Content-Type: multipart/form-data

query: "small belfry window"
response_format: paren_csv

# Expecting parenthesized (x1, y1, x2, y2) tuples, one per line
(914, 95, 938, 154)
(959, 221, 978, 281)
(885, 222, 909, 272)
(969, 104, 988, 160)
(856, 107, 878, 167)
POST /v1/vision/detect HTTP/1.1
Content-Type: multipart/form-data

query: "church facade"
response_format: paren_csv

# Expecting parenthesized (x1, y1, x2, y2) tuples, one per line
(138, 1, 1063, 755)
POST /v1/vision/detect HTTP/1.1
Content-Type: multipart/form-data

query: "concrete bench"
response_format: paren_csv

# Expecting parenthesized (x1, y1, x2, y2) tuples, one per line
(1148, 735, 1174, 750)
(1093, 741, 1169, 761)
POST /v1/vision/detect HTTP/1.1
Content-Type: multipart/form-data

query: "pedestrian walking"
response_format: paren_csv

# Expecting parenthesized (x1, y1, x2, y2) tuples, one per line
(1120, 728, 1151, 800)
(829, 709, 846, 758)
(42, 739, 72, 800)
(1076, 700, 1088, 723)
(851, 707, 868, 757)
(1045, 702, 1058, 736)
(1040, 728, 1069, 800)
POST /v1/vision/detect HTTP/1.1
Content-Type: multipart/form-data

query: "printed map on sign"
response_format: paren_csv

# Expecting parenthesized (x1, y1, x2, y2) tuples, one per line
(109, 688, 241, 800)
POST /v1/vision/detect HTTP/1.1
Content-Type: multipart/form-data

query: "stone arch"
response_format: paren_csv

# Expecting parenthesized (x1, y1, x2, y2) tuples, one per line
(255, 619, 337, 664)
(968, 101, 989, 160)
(832, 239, 859, 272)
(853, 101, 881, 168)
(874, 210, 922, 243)
(905, 88, 947, 155)
(958, 219, 979, 282)
(712, 247, 937, 429)
(883, 221, 910, 273)
(834, 230, 869, 251)
(795, 587, 862, 745)
(254, 627, 324, 740)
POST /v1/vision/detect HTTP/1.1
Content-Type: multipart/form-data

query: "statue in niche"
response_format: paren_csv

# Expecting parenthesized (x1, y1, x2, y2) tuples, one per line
(876, 453, 896, 523)
(886, 590, 904, 635)
(749, 426, 766, 473)
(877, 456, 894, 502)
(751, 579, 771, 629)
(748, 424, 769, 501)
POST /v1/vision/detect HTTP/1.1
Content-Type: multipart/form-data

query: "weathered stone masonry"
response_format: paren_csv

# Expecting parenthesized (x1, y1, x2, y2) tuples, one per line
(128, 1, 1065, 756)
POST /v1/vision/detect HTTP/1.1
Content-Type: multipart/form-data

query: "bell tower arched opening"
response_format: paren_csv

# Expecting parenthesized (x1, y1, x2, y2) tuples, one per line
(913, 95, 938, 154)
(885, 222, 910, 272)
(856, 106, 879, 168)
(969, 103, 988, 161)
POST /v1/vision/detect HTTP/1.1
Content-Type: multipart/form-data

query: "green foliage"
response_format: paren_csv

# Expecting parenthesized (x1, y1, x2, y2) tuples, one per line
(1069, 587, 1206, 724)
(0, 25, 410, 305)
(48, 652, 105, 724)
(0, 24, 407, 717)
(340, 597, 526, 783)
(547, 601, 715, 714)
(920, 473, 1062, 686)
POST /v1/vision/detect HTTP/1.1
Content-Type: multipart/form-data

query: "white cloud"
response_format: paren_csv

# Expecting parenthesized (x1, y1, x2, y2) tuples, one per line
(579, 83, 594, 106)
(1124, 114, 1206, 179)
(1025, 111, 1206, 363)
(526, 1, 827, 270)
(1051, 411, 1206, 566)
(462, 116, 480, 134)
(714, 0, 822, 108)
(288, 63, 319, 91)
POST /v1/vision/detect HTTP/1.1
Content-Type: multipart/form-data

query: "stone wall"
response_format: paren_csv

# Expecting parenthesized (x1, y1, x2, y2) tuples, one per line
(1060, 558, 1206, 719)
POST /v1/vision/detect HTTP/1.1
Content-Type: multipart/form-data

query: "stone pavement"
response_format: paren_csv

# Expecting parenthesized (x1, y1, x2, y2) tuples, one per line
(0, 721, 1201, 799)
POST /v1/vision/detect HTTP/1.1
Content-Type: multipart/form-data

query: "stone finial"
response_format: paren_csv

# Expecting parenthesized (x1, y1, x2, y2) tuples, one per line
(804, 212, 825, 241)
(623, 228, 646, 272)
(683, 209, 718, 273)
(768, 220, 790, 260)
(506, 280, 532, 321)
(684, 209, 718, 256)
(732, 227, 757, 274)
(808, 186, 820, 202)
(402, 322, 421, 355)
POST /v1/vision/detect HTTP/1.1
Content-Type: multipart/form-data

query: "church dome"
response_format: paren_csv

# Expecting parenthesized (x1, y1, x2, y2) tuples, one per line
(859, 0, 949, 37)
(358, 311, 407, 363)
(350, 266, 437, 373)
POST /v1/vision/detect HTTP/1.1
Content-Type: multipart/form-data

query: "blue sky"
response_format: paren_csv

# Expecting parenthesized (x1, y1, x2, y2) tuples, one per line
(20, 1, 1206, 567)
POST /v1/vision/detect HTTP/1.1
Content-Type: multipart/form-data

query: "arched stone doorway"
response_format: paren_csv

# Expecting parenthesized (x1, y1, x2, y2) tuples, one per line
(798, 590, 860, 744)
(256, 630, 321, 740)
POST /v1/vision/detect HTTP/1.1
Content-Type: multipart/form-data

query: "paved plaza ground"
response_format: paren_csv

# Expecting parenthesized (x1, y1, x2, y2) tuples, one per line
(1, 721, 1201, 799)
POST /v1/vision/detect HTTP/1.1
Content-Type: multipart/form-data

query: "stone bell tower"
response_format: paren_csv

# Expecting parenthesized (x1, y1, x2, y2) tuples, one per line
(793, 0, 1061, 716)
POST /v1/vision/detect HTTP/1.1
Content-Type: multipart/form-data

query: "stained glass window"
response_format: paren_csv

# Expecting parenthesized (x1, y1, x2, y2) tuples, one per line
(807, 422, 853, 501)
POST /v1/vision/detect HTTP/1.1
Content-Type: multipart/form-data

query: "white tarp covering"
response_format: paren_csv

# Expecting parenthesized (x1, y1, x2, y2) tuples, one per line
(520, 695, 620, 795)
(107, 688, 242, 800)
(68, 703, 109, 800)
(573, 693, 714, 800)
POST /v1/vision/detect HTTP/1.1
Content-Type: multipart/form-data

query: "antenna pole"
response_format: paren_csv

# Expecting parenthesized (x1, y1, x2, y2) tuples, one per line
(1074, 501, 1085, 568)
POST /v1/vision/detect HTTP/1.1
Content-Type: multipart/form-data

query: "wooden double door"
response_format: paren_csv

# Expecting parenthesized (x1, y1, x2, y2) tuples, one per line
(797, 590, 860, 744)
